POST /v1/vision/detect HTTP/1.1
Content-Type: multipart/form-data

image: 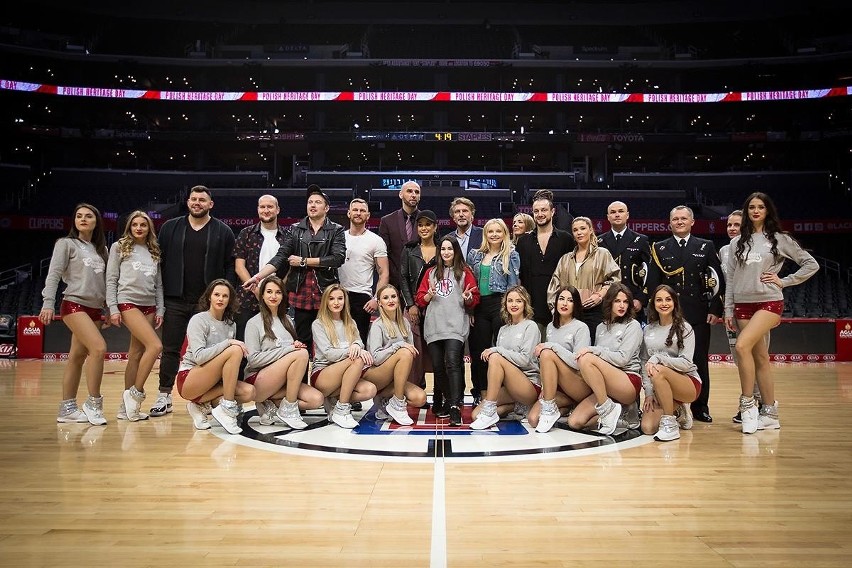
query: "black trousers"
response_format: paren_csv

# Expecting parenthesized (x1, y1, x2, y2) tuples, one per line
(294, 307, 318, 383)
(682, 297, 712, 413)
(158, 297, 199, 393)
(468, 294, 503, 396)
(580, 305, 604, 346)
(348, 291, 372, 345)
(428, 339, 465, 408)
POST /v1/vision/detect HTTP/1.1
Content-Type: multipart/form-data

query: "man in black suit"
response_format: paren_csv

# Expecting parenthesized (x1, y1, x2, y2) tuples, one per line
(598, 201, 651, 322)
(445, 196, 483, 261)
(379, 181, 420, 291)
(517, 192, 574, 326)
(646, 205, 724, 423)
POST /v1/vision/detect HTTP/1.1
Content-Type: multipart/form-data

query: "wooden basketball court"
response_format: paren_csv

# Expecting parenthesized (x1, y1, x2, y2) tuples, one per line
(1, 359, 851, 567)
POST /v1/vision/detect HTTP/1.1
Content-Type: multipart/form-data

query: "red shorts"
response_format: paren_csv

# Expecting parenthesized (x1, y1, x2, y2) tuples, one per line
(243, 372, 259, 385)
(60, 300, 103, 322)
(675, 376, 703, 404)
(626, 372, 642, 398)
(734, 300, 784, 320)
(532, 382, 542, 397)
(118, 303, 156, 316)
(175, 369, 202, 404)
(310, 362, 369, 386)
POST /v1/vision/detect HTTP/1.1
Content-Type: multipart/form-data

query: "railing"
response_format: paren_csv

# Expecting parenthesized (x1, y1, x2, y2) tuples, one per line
(0, 264, 32, 290)
(813, 255, 839, 277)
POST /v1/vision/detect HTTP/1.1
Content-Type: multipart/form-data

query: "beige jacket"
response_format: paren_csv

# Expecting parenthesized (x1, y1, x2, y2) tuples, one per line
(546, 246, 621, 309)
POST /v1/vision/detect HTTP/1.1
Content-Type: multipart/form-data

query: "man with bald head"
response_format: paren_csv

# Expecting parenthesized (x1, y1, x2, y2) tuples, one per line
(233, 194, 288, 339)
(597, 201, 651, 321)
(379, 180, 421, 292)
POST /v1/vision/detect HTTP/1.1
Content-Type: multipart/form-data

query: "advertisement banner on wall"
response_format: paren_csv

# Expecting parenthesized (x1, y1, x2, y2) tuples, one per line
(837, 320, 852, 361)
(16, 316, 44, 359)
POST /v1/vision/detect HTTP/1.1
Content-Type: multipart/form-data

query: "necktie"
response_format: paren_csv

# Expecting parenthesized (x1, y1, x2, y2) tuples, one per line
(678, 238, 687, 261)
(405, 215, 413, 241)
(615, 233, 622, 245)
(679, 238, 686, 249)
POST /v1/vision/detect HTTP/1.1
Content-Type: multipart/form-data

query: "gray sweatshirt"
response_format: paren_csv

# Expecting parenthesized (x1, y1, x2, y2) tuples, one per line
(311, 319, 364, 373)
(421, 269, 472, 344)
(541, 319, 592, 370)
(494, 319, 542, 385)
(724, 232, 819, 318)
(105, 242, 165, 316)
(178, 311, 236, 372)
(589, 319, 643, 375)
(367, 318, 414, 366)
(42, 238, 106, 310)
(641, 321, 699, 397)
(243, 313, 301, 375)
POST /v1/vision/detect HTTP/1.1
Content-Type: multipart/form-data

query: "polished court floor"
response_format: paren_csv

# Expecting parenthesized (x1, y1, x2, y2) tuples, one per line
(1, 358, 851, 567)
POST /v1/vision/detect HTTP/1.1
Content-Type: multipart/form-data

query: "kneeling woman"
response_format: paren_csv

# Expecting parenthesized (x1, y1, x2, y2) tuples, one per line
(178, 279, 255, 434)
(363, 284, 427, 425)
(570, 283, 643, 435)
(244, 276, 324, 429)
(527, 285, 592, 433)
(311, 284, 377, 429)
(640, 285, 701, 442)
(470, 286, 541, 430)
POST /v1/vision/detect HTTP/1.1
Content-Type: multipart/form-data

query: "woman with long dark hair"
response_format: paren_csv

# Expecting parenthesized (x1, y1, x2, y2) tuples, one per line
(41, 203, 109, 425)
(724, 192, 818, 434)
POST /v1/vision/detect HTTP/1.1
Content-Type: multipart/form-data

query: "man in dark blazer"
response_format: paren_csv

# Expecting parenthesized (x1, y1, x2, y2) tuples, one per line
(646, 205, 725, 423)
(598, 201, 651, 322)
(445, 196, 483, 260)
(379, 181, 421, 292)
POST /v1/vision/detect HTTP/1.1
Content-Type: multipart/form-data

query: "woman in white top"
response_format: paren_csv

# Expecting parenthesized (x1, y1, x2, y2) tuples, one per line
(528, 285, 592, 433)
(724, 192, 818, 433)
(105, 211, 164, 422)
(311, 284, 377, 429)
(178, 279, 254, 435)
(363, 284, 427, 426)
(640, 285, 701, 442)
(244, 276, 324, 430)
(40, 203, 109, 425)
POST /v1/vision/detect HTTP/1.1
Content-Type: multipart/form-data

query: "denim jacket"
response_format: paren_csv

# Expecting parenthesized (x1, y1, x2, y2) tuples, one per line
(466, 248, 520, 294)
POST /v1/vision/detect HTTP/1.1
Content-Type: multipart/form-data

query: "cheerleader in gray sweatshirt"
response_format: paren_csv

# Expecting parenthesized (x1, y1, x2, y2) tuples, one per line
(40, 204, 109, 425)
(362, 284, 427, 426)
(528, 285, 592, 433)
(104, 211, 165, 422)
(724, 192, 819, 434)
(640, 285, 702, 442)
(177, 279, 254, 435)
(470, 285, 542, 430)
(570, 283, 644, 435)
(310, 284, 378, 429)
(243, 276, 323, 430)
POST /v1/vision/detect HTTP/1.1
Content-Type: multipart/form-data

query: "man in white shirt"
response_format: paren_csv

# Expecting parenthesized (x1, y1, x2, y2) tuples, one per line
(339, 198, 389, 343)
(446, 197, 483, 260)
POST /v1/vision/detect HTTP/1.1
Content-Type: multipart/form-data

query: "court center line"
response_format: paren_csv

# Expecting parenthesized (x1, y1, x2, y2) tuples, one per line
(430, 405, 448, 568)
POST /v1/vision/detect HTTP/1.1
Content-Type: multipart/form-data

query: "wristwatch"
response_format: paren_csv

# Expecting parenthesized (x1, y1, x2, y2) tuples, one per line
(300, 257, 307, 267)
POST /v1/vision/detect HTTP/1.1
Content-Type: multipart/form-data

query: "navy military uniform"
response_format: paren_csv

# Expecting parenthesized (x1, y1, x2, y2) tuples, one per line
(598, 228, 651, 320)
(646, 234, 724, 421)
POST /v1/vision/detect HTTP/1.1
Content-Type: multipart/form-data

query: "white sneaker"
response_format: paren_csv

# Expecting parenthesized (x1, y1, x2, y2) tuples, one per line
(675, 402, 693, 430)
(740, 395, 759, 434)
(82, 396, 107, 426)
(277, 400, 308, 430)
(323, 396, 339, 421)
(117, 402, 149, 421)
(470, 401, 499, 430)
(149, 393, 173, 417)
(386, 396, 413, 426)
(186, 402, 211, 430)
(57, 399, 89, 423)
(654, 414, 680, 441)
(331, 401, 358, 429)
(595, 398, 621, 435)
(506, 401, 530, 422)
(211, 400, 242, 434)
(256, 400, 282, 426)
(372, 396, 390, 421)
(757, 401, 780, 430)
(122, 387, 146, 422)
(535, 399, 560, 433)
(618, 401, 641, 430)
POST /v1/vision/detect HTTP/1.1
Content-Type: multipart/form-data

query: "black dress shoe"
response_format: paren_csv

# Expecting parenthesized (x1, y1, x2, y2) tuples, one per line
(449, 406, 462, 426)
(693, 410, 713, 423)
(351, 401, 362, 411)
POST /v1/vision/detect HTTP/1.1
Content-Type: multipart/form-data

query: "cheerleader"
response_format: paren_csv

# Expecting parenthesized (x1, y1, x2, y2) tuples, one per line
(105, 211, 164, 422)
(311, 284, 377, 429)
(640, 285, 701, 442)
(725, 192, 818, 433)
(527, 285, 591, 433)
(177, 279, 254, 434)
(416, 235, 479, 426)
(243, 276, 323, 429)
(570, 283, 644, 435)
(470, 285, 541, 430)
(41, 203, 109, 425)
(363, 284, 427, 425)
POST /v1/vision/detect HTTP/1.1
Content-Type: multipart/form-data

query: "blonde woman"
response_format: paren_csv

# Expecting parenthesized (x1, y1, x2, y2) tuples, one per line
(363, 284, 427, 425)
(511, 213, 534, 245)
(547, 216, 620, 342)
(466, 218, 520, 403)
(311, 284, 378, 429)
(105, 211, 164, 422)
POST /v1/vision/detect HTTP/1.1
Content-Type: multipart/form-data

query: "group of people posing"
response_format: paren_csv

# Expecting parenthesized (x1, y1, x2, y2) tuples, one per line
(42, 182, 818, 440)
